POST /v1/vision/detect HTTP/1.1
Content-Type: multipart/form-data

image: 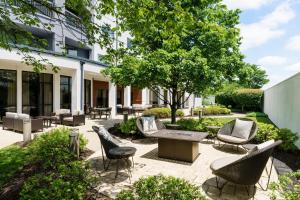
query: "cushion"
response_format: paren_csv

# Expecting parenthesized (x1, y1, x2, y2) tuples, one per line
(257, 140, 275, 150)
(210, 156, 243, 171)
(98, 126, 120, 145)
(17, 113, 30, 120)
(72, 110, 84, 115)
(5, 112, 18, 119)
(231, 119, 254, 140)
(217, 134, 248, 144)
(141, 116, 158, 133)
(63, 117, 73, 122)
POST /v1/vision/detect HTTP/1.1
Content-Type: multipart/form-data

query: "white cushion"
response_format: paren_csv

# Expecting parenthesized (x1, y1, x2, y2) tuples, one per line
(141, 116, 158, 133)
(17, 113, 30, 120)
(56, 109, 70, 115)
(257, 140, 275, 150)
(217, 134, 248, 144)
(6, 112, 18, 119)
(231, 119, 253, 140)
(72, 110, 84, 115)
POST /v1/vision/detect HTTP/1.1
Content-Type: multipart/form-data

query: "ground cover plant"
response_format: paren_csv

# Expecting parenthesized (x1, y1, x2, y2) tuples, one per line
(193, 105, 231, 116)
(0, 128, 96, 200)
(143, 108, 184, 119)
(116, 175, 206, 200)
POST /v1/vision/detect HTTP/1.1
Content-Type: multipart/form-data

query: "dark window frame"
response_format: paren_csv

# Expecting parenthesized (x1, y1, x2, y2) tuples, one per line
(60, 75, 72, 110)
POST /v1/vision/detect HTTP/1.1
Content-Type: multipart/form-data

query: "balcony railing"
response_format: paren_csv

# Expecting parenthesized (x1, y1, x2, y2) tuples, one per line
(0, 0, 54, 18)
(65, 9, 85, 33)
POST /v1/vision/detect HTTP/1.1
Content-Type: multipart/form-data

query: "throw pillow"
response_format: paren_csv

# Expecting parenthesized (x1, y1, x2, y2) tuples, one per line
(141, 116, 158, 133)
(231, 119, 254, 140)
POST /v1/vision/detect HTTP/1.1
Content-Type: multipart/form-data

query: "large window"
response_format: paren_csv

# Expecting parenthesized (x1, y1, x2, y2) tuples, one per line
(60, 76, 72, 110)
(22, 71, 53, 116)
(84, 79, 91, 111)
(0, 70, 17, 119)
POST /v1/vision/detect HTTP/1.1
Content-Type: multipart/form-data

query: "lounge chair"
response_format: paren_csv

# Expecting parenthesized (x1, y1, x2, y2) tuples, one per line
(62, 111, 85, 126)
(210, 140, 282, 194)
(217, 118, 257, 149)
(92, 125, 136, 180)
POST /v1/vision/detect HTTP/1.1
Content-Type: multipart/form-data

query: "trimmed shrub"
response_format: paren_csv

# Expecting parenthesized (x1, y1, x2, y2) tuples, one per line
(28, 128, 87, 170)
(246, 112, 268, 117)
(118, 118, 138, 135)
(143, 108, 184, 118)
(233, 89, 263, 111)
(20, 161, 93, 200)
(215, 93, 236, 108)
(194, 105, 231, 115)
(270, 170, 300, 200)
(176, 118, 203, 131)
(116, 175, 206, 200)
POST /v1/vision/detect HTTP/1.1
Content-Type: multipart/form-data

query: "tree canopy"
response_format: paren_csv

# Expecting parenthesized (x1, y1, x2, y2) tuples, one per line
(103, 0, 253, 123)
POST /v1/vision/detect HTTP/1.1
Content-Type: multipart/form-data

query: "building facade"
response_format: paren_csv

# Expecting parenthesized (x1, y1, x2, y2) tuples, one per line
(0, 0, 195, 119)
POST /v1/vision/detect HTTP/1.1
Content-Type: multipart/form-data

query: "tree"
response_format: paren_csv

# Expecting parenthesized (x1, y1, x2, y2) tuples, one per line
(103, 0, 247, 123)
(238, 64, 269, 88)
(0, 0, 110, 72)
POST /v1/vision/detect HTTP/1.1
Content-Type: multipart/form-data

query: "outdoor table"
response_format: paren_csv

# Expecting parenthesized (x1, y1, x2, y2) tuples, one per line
(109, 146, 137, 181)
(94, 107, 109, 118)
(150, 130, 208, 162)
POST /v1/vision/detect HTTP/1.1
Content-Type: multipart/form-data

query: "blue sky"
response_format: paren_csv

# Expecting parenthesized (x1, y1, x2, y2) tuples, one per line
(224, 0, 300, 89)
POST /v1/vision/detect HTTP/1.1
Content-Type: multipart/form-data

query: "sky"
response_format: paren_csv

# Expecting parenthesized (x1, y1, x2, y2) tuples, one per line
(223, 0, 300, 89)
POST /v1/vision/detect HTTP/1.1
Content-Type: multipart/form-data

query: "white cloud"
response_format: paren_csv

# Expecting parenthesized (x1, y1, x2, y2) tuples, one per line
(285, 35, 300, 50)
(257, 56, 287, 67)
(286, 62, 300, 72)
(240, 2, 295, 50)
(223, 0, 274, 10)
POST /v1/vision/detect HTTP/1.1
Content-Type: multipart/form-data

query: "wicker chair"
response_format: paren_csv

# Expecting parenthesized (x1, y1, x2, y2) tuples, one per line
(62, 114, 85, 126)
(100, 107, 112, 119)
(136, 116, 166, 137)
(217, 118, 257, 149)
(210, 140, 282, 193)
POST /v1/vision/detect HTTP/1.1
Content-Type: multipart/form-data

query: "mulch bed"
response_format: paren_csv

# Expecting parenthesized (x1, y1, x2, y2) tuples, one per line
(0, 148, 98, 200)
(108, 126, 144, 140)
(273, 149, 300, 172)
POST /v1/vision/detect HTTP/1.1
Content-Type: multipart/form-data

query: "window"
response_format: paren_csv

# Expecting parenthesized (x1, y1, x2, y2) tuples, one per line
(102, 26, 115, 40)
(127, 38, 132, 48)
(0, 70, 17, 120)
(60, 76, 72, 110)
(22, 71, 53, 116)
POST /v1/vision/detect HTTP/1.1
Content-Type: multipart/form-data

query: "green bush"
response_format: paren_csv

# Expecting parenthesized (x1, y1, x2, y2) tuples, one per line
(233, 89, 263, 111)
(215, 93, 236, 108)
(143, 108, 184, 118)
(270, 170, 300, 200)
(246, 112, 268, 117)
(119, 118, 138, 135)
(255, 123, 298, 151)
(194, 105, 231, 115)
(176, 118, 204, 131)
(28, 128, 87, 170)
(0, 145, 31, 189)
(116, 175, 206, 200)
(20, 161, 92, 200)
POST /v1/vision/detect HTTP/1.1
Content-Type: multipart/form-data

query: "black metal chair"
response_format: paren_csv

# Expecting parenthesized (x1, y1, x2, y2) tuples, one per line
(210, 140, 282, 195)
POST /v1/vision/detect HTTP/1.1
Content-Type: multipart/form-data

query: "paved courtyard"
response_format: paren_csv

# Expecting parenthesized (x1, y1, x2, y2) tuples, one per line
(0, 116, 280, 199)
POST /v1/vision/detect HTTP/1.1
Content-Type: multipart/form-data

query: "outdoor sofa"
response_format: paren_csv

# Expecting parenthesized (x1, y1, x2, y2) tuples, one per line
(2, 112, 43, 133)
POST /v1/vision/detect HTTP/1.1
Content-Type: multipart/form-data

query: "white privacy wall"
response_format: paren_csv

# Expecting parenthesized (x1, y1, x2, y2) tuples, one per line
(264, 72, 300, 148)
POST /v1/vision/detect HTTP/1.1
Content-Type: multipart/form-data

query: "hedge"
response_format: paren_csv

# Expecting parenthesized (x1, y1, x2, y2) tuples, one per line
(193, 105, 231, 115)
(233, 89, 263, 111)
(143, 108, 184, 118)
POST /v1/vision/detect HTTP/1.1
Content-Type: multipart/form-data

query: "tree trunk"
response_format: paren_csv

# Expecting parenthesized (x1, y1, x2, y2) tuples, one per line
(171, 89, 177, 124)
(171, 105, 177, 124)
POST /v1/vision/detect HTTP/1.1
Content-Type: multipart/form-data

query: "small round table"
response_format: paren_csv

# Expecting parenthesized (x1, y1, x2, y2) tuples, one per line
(109, 146, 137, 182)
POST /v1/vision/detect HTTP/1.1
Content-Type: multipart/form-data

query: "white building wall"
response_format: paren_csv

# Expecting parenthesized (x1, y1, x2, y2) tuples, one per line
(264, 72, 300, 148)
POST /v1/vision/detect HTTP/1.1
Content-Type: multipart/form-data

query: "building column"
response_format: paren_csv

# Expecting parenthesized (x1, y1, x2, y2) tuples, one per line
(53, 73, 60, 112)
(16, 68, 22, 113)
(123, 86, 131, 107)
(80, 62, 84, 111)
(109, 81, 117, 118)
(91, 79, 94, 107)
(142, 88, 147, 105)
(158, 87, 164, 105)
(71, 67, 81, 113)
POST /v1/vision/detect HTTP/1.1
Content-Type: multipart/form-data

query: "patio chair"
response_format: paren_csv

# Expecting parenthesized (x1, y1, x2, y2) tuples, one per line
(62, 111, 85, 126)
(51, 109, 71, 124)
(210, 140, 282, 195)
(136, 116, 166, 137)
(100, 107, 112, 119)
(217, 118, 257, 150)
(92, 126, 136, 179)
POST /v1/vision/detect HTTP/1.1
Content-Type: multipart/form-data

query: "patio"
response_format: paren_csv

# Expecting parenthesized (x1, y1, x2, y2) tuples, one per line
(0, 117, 287, 199)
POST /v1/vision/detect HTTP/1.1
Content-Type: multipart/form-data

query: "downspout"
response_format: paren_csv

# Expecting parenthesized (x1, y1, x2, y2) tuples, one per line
(80, 61, 85, 111)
